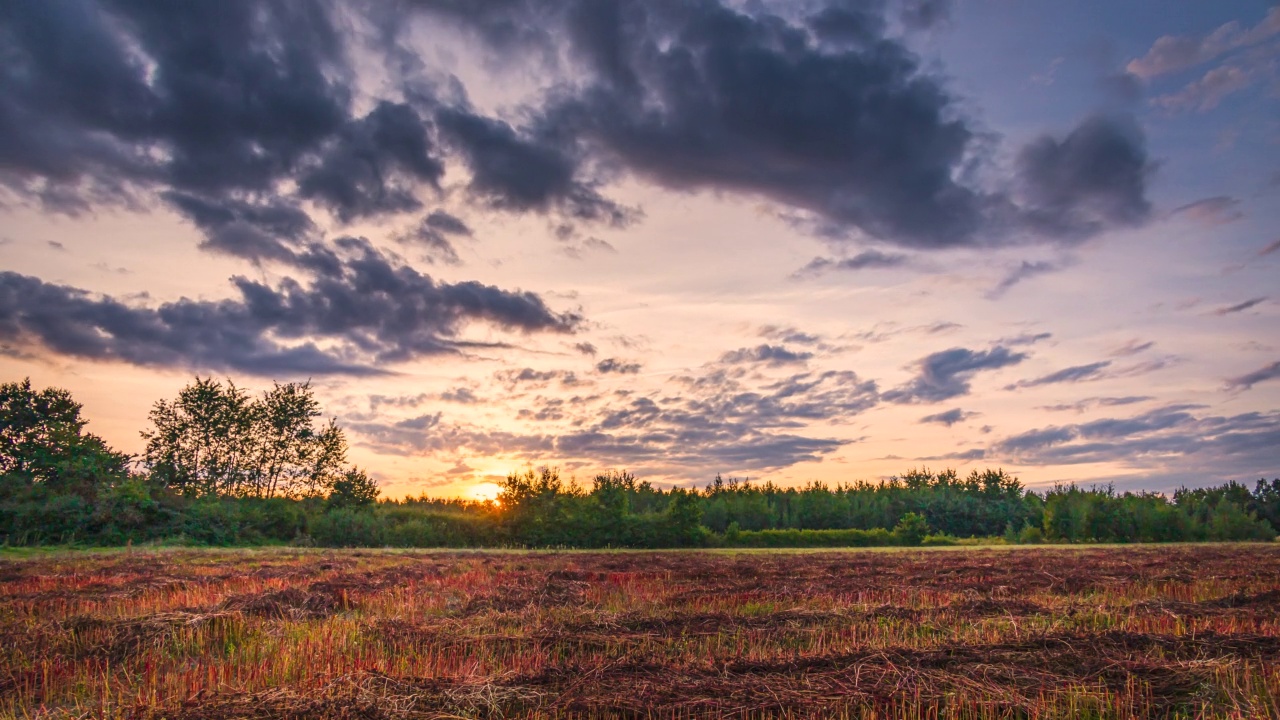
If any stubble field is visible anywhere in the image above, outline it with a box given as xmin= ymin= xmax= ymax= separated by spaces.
xmin=2 ymin=545 xmax=1279 ymax=719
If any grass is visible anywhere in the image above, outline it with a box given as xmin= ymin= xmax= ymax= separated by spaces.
xmin=2 ymin=545 xmax=1279 ymax=718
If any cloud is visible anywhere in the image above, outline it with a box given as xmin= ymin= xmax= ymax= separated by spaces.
xmin=0 ymin=241 xmax=578 ymax=376
xmin=434 ymin=106 xmax=634 ymax=226
xmin=919 ymin=408 xmax=975 ymax=427
xmin=986 ymin=260 xmax=1062 ymax=299
xmin=1259 ymin=238 xmax=1280 ymax=257
xmin=1015 ymin=115 xmax=1153 ymax=239
xmin=409 ymin=1 xmax=1152 ymax=249
xmin=794 ymin=251 xmax=910 ymax=277
xmin=1172 ymin=196 xmax=1243 ymax=225
xmin=1154 ymin=66 xmax=1252 ymax=113
xmin=1110 ymin=339 xmax=1154 ymax=357
xmin=1126 ymin=8 xmax=1280 ymax=77
xmin=1002 ymin=332 xmax=1053 ymax=347
xmin=399 ymin=210 xmax=474 ymax=265
xmin=1005 ymin=361 xmax=1112 ymax=390
xmin=573 ymin=342 xmax=598 ymax=356
xmin=986 ymin=405 xmax=1280 ymax=482
xmin=719 ymin=344 xmax=814 ymax=366
xmin=898 ymin=0 xmax=952 ymax=30
xmin=595 ymin=358 xmax=641 ymax=374
xmin=1214 ymin=297 xmax=1268 ymax=315
xmin=2 ymin=0 xmax=1156 ymax=254
xmin=1038 ymin=396 xmax=1153 ymax=413
xmin=352 ymin=366 xmax=879 ymax=476
xmin=439 ymin=387 xmax=481 ymax=404
xmin=883 ymin=345 xmax=1027 ymax=404
xmin=297 ymin=102 xmax=444 ymax=221
xmin=1226 ymin=360 xmax=1280 ymax=391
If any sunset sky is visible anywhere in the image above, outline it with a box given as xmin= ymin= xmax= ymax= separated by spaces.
xmin=1 ymin=0 xmax=1277 ymax=499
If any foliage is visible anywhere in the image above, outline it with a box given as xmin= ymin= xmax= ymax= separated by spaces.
xmin=0 ymin=378 xmax=131 ymax=496
xmin=142 ymin=377 xmax=348 ymax=499
xmin=3 ymin=378 xmax=1280 ymax=549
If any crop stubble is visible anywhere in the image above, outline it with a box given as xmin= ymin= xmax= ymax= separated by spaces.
xmin=2 ymin=545 xmax=1279 ymax=718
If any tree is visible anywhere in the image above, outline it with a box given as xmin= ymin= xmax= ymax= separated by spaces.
xmin=143 ymin=378 xmax=348 ymax=499
xmin=0 ymin=379 xmax=130 ymax=496
xmin=893 ymin=512 xmax=930 ymax=545
xmin=327 ymin=468 xmax=380 ymax=510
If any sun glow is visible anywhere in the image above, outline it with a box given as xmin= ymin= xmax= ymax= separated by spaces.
xmin=468 ymin=482 xmax=503 ymax=502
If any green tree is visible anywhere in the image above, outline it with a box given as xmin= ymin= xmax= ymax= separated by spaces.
xmin=143 ymin=378 xmax=348 ymax=499
xmin=327 ymin=467 xmax=380 ymax=510
xmin=0 ymin=379 xmax=130 ymax=496
xmin=893 ymin=512 xmax=930 ymax=545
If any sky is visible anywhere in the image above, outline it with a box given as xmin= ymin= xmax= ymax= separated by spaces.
xmin=1 ymin=0 xmax=1277 ymax=500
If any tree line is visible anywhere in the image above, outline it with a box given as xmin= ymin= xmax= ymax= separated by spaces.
xmin=1 ymin=377 xmax=1276 ymax=548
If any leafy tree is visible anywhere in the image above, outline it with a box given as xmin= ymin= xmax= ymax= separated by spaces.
xmin=327 ymin=468 xmax=380 ymax=510
xmin=893 ymin=511 xmax=929 ymax=545
xmin=0 ymin=378 xmax=130 ymax=496
xmin=143 ymin=378 xmax=347 ymax=499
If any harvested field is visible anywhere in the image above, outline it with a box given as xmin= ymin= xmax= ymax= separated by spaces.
xmin=2 ymin=545 xmax=1279 ymax=718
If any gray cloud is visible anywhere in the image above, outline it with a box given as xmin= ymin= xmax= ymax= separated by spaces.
xmin=1038 ymin=396 xmax=1153 ymax=413
xmin=352 ymin=365 xmax=879 ymax=476
xmin=883 ymin=345 xmax=1027 ymax=404
xmin=1015 ymin=115 xmax=1153 ymax=239
xmin=409 ymin=0 xmax=1152 ymax=249
xmin=986 ymin=260 xmax=1062 ymax=299
xmin=720 ymin=344 xmax=814 ymax=366
xmin=1126 ymin=8 xmax=1280 ymax=79
xmin=1110 ymin=339 xmax=1154 ymax=357
xmin=919 ymin=408 xmax=975 ymax=427
xmin=595 ymin=358 xmax=642 ymax=374
xmin=1173 ymin=195 xmax=1243 ymax=225
xmin=0 ymin=240 xmax=578 ymax=375
xmin=1259 ymin=238 xmax=1280 ymax=257
xmin=1226 ymin=360 xmax=1280 ymax=392
xmin=1005 ymin=360 xmax=1112 ymax=390
xmin=2 ymin=0 xmax=1155 ymax=255
xmin=795 ymin=250 xmax=911 ymax=278
xmin=1213 ymin=297 xmax=1268 ymax=316
xmin=434 ymin=105 xmax=634 ymax=225
xmin=987 ymin=405 xmax=1280 ymax=482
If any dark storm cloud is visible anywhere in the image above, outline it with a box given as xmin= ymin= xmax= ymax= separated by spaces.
xmin=987 ymin=406 xmax=1280 ymax=480
xmin=405 ymin=0 xmax=1153 ymax=248
xmin=297 ymin=102 xmax=444 ymax=221
xmin=0 ymin=241 xmax=578 ymax=375
xmin=883 ymin=346 xmax=1027 ymax=404
xmin=596 ymin=358 xmax=642 ymax=374
xmin=423 ymin=210 xmax=472 ymax=236
xmin=719 ymin=344 xmax=814 ymax=366
xmin=898 ymin=0 xmax=952 ymax=30
xmin=3 ymin=0 xmax=1155 ymax=254
xmin=1213 ymin=297 xmax=1268 ymax=316
xmin=161 ymin=191 xmax=317 ymax=263
xmin=434 ymin=106 xmax=634 ymax=225
xmin=1005 ymin=360 xmax=1112 ymax=390
xmin=919 ymin=408 xmax=974 ymax=426
xmin=1226 ymin=360 xmax=1280 ymax=392
xmin=1015 ymin=115 xmax=1153 ymax=239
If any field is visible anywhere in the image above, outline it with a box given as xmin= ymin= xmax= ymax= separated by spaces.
xmin=3 ymin=546 xmax=1280 ymax=719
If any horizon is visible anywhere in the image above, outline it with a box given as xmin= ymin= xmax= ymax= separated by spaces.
xmin=1 ymin=0 xmax=1277 ymax=499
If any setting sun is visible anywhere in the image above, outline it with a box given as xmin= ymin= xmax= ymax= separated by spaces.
xmin=468 ymin=482 xmax=503 ymax=503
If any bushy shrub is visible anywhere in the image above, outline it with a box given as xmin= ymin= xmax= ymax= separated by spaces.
xmin=311 ymin=509 xmax=384 ymax=547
